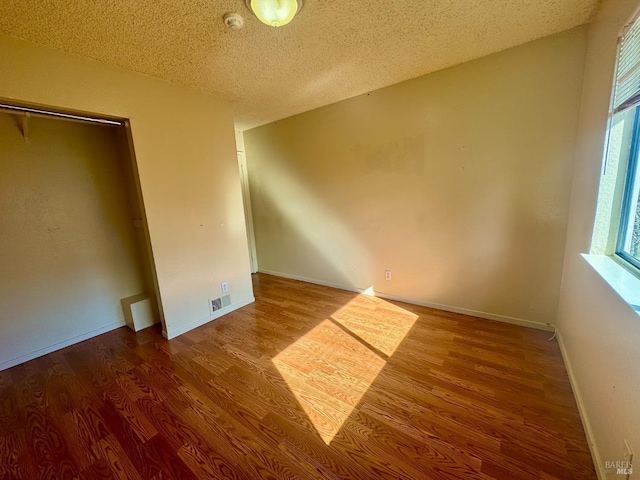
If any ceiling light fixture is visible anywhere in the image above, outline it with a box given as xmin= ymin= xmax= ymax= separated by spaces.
xmin=245 ymin=0 xmax=304 ymax=27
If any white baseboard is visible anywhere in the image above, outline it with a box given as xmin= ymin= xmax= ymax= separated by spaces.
xmin=556 ymin=330 xmax=604 ymax=480
xmin=0 ymin=320 xmax=126 ymax=371
xmin=1 ymin=297 xmax=258 ymax=370
xmin=162 ymin=296 xmax=255 ymax=340
xmin=258 ymin=269 xmax=553 ymax=332
xmin=375 ymin=291 xmax=553 ymax=331
xmin=259 ymin=269 xmax=365 ymax=293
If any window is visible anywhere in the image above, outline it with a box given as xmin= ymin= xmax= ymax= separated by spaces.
xmin=593 ymin=14 xmax=640 ymax=273
xmin=617 ymin=108 xmax=640 ymax=268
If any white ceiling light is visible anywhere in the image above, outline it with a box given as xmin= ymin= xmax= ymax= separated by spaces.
xmin=245 ymin=0 xmax=303 ymax=27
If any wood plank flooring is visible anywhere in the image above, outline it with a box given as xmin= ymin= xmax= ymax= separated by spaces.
xmin=0 ymin=273 xmax=597 ymax=479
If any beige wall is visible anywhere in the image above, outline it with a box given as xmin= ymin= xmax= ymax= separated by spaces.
xmin=0 ymin=32 xmax=254 ymax=350
xmin=556 ymin=0 xmax=640 ymax=476
xmin=244 ymin=27 xmax=588 ymax=328
xmin=0 ymin=114 xmax=146 ymax=368
xmin=114 ymin=128 xmax=159 ymax=306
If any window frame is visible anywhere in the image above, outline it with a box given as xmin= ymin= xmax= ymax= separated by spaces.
xmin=597 ymin=12 xmax=640 ymax=278
xmin=614 ymin=106 xmax=640 ymax=271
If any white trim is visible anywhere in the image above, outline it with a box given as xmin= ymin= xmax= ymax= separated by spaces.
xmin=162 ymin=296 xmax=255 ymax=340
xmin=237 ymin=148 xmax=258 ymax=274
xmin=374 ymin=291 xmax=553 ymax=331
xmin=259 ymin=269 xmax=361 ymax=292
xmin=0 ymin=320 xmax=126 ymax=371
xmin=582 ymin=254 xmax=640 ymax=315
xmin=556 ymin=330 xmax=604 ymax=480
xmin=259 ymin=269 xmax=554 ymax=332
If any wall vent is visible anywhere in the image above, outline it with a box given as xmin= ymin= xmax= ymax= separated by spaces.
xmin=210 ymin=294 xmax=231 ymax=315
xmin=222 ymin=294 xmax=231 ymax=307
xmin=210 ymin=298 xmax=222 ymax=313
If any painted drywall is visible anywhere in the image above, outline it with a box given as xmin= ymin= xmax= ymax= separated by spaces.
xmin=113 ymin=127 xmax=159 ymax=314
xmin=556 ymin=0 xmax=640 ymax=476
xmin=0 ymin=32 xmax=254 ymax=354
xmin=244 ymin=27 xmax=588 ymax=327
xmin=0 ymin=114 xmax=147 ymax=367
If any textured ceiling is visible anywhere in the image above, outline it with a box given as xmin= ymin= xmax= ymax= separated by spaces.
xmin=0 ymin=0 xmax=600 ymax=129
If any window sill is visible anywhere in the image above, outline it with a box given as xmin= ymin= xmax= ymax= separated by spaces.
xmin=582 ymin=254 xmax=640 ymax=315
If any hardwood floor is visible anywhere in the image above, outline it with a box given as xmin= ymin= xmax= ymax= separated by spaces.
xmin=0 ymin=273 xmax=597 ymax=479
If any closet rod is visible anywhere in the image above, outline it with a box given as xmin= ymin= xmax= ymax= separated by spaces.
xmin=0 ymin=103 xmax=125 ymax=127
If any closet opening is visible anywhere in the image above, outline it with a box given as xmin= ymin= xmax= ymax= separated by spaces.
xmin=0 ymin=100 xmax=162 ymax=370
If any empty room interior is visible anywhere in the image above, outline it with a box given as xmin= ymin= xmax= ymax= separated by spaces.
xmin=1 ymin=0 xmax=639 ymax=479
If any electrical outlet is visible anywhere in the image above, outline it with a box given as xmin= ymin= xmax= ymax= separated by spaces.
xmin=221 ymin=282 xmax=228 ymax=293
xmin=385 ymin=270 xmax=391 ymax=280
xmin=623 ymin=440 xmax=634 ymax=480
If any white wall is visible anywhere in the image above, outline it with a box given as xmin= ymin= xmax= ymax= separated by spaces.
xmin=0 ymin=32 xmax=254 ymax=364
xmin=244 ymin=27 xmax=588 ymax=329
xmin=0 ymin=114 xmax=147 ymax=367
xmin=556 ymin=0 xmax=640 ymax=477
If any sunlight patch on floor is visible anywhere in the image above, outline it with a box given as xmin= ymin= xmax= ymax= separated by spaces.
xmin=272 ymin=294 xmax=418 ymax=444
xmin=273 ymin=319 xmax=385 ymax=444
xmin=331 ymin=293 xmax=418 ymax=356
